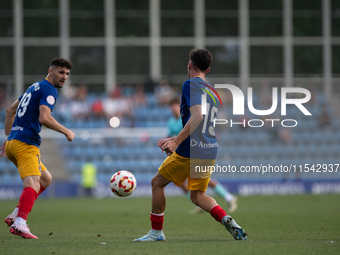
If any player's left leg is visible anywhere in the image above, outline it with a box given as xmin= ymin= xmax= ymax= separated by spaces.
xmin=190 ymin=190 xmax=247 ymax=240
xmin=38 ymin=168 xmax=52 ymax=196
xmin=189 ymin=174 xmax=247 ymax=241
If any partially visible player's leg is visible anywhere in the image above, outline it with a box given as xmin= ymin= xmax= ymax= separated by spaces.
xmin=4 ymin=208 xmax=18 ymax=227
xmin=4 ymin=140 xmax=19 ymax=226
xmin=38 ymin=167 xmax=52 ymax=196
xmin=10 ymin=175 xmax=39 ymax=239
xmin=183 ymin=179 xmax=204 ymax=214
xmin=180 ymin=181 xmax=190 ymax=199
xmin=5 ymin=168 xmax=50 ymax=227
xmin=190 ymin=189 xmax=218 ymax=212
xmin=134 ymin=173 xmax=170 ymax=242
xmin=5 ymin=140 xmax=41 ymax=238
xmin=134 ymin=152 xmax=189 ymax=242
xmin=189 ymin=180 xmax=247 ymax=241
xmin=208 ymin=179 xmax=238 ymax=213
xmin=151 ymin=172 xmax=171 ymax=214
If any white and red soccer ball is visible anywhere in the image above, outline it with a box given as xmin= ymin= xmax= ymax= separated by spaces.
xmin=110 ymin=171 xmax=137 ymax=197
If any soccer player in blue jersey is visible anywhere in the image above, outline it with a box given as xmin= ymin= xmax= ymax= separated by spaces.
xmin=0 ymin=57 xmax=75 ymax=239
xmin=167 ymin=98 xmax=238 ymax=214
xmin=134 ymin=49 xmax=247 ymax=242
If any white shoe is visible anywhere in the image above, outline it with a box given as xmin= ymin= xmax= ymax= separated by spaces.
xmin=10 ymin=223 xmax=39 ymax=239
xmin=222 ymin=215 xmax=247 ymax=240
xmin=228 ymin=196 xmax=238 ymax=213
xmin=134 ymin=230 xmax=166 ymax=242
xmin=4 ymin=213 xmax=16 ymax=227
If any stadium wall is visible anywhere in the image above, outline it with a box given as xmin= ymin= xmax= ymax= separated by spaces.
xmin=1 ymin=179 xmax=340 ymax=200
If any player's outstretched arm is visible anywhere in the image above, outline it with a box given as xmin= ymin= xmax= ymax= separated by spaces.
xmin=159 ymin=104 xmax=203 ymax=155
xmin=39 ymin=105 xmax=75 ymax=142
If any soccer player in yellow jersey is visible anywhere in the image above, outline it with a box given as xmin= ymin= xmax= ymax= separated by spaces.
xmin=0 ymin=58 xmax=75 ymax=239
xmin=134 ymin=49 xmax=247 ymax=242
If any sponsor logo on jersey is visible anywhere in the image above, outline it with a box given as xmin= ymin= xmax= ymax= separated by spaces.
xmin=199 ymin=82 xmax=222 ymax=107
xmin=190 ymin=139 xmax=198 ymax=147
xmin=190 ymin=139 xmax=218 ymax=148
xmin=198 ymin=141 xmax=219 ymax=148
xmin=11 ymin=126 xmax=24 ymax=131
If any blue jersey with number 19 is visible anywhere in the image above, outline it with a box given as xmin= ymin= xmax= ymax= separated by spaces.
xmin=8 ymin=79 xmax=58 ymax=147
xmin=175 ymin=77 xmax=219 ymax=159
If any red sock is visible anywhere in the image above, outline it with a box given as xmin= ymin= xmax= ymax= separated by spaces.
xmin=37 ymin=185 xmax=46 ymax=197
xmin=150 ymin=212 xmax=164 ymax=230
xmin=210 ymin=205 xmax=227 ymax=224
xmin=15 ymin=186 xmax=45 ymax=208
xmin=17 ymin=187 xmax=38 ymax=220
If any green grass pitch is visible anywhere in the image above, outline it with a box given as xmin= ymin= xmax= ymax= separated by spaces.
xmin=0 ymin=194 xmax=339 ymax=255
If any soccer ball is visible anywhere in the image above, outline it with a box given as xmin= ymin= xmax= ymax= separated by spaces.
xmin=110 ymin=171 xmax=137 ymax=197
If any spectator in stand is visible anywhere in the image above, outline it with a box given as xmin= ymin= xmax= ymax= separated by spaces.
xmin=318 ymin=105 xmax=331 ymax=129
xmin=103 ymin=85 xmax=135 ymax=127
xmin=154 ymin=80 xmax=175 ymax=105
xmin=259 ymin=80 xmax=274 ymax=111
xmin=263 ymin=115 xmax=293 ymax=145
xmin=69 ymin=84 xmax=91 ymax=120
xmin=62 ymin=82 xmax=77 ymax=101
xmin=91 ymin=99 xmax=105 ymax=120
xmin=133 ymin=84 xmax=148 ymax=107
xmin=0 ymin=87 xmax=9 ymax=111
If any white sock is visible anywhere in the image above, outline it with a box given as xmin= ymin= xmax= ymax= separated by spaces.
xmin=14 ymin=217 xmax=26 ymax=226
xmin=151 ymin=229 xmax=163 ymax=235
xmin=225 ymin=193 xmax=234 ymax=203
xmin=12 ymin=207 xmax=19 ymax=217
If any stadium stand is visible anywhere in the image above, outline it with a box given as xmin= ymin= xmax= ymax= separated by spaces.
xmin=0 ymin=92 xmax=339 ymax=185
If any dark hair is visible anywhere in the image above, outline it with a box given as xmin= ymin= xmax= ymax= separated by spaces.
xmin=50 ymin=57 xmax=73 ymax=70
xmin=189 ymin=49 xmax=212 ymax=71
xmin=169 ymin=97 xmax=180 ymax=106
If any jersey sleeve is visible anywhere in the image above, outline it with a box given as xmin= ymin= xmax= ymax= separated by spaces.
xmin=182 ymin=80 xmax=201 ymax=107
xmin=39 ymin=87 xmax=58 ymax=111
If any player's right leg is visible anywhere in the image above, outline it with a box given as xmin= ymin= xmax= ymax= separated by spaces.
xmin=4 ymin=140 xmax=40 ymax=239
xmin=5 ymin=166 xmax=51 ymax=227
xmin=4 ymin=140 xmax=19 ymax=226
xmin=134 ymin=173 xmax=170 ymax=241
xmin=10 ymin=175 xmax=40 ymax=239
xmin=134 ymin=152 xmax=189 ymax=242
